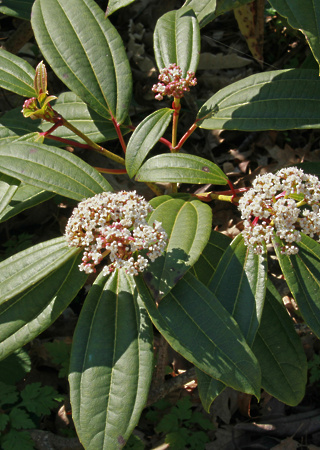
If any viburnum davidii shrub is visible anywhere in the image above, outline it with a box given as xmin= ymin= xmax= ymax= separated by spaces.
xmin=0 ymin=0 xmax=320 ymax=448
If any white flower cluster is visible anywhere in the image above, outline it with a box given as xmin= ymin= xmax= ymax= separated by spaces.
xmin=238 ymin=167 xmax=320 ymax=255
xmin=65 ymin=191 xmax=167 ymax=276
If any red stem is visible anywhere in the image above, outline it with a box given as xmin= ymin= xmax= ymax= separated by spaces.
xmin=175 ymin=121 xmax=198 ymax=150
xmin=227 ymin=179 xmax=238 ymax=204
xmin=39 ymin=121 xmax=63 ymax=137
xmin=112 ymin=117 xmax=127 ymax=153
xmin=215 ymin=187 xmax=248 ymax=195
xmin=45 ymin=135 xmax=93 ymax=149
xmin=127 ymin=125 xmax=172 ymax=149
xmin=159 ymin=137 xmax=172 ymax=149
xmin=94 ymin=167 xmax=127 ymax=174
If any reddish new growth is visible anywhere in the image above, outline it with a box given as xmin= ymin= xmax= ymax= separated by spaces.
xmin=152 ymin=63 xmax=197 ymax=100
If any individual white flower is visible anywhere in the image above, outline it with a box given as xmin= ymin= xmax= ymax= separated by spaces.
xmin=238 ymin=167 xmax=320 ymax=255
xmin=65 ymin=191 xmax=167 ymax=275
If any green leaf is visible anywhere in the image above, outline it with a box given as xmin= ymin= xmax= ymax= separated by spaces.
xmin=144 ymin=195 xmax=212 ymax=301
xmin=191 ymin=230 xmax=231 ymax=286
xmin=0 ymin=108 xmax=41 ymax=145
xmin=0 ymin=175 xmax=20 ymax=216
xmin=192 ymin=231 xmax=231 ymax=412
xmin=0 ymin=0 xmax=34 ymax=20
xmin=0 ymin=49 xmax=35 ymax=97
xmin=208 ymin=234 xmax=267 ymax=345
xmin=126 ymin=109 xmax=173 ymax=178
xmin=154 ymin=7 xmax=200 ymax=75
xmin=0 ymin=414 xmax=9 ymax=431
xmin=136 ymin=273 xmax=261 ymax=398
xmin=0 ymin=236 xmax=78 ymax=305
xmin=135 ymin=153 xmax=228 ymax=185
xmin=165 ymin=429 xmax=189 ymax=449
xmin=198 ymin=69 xmax=320 ymax=131
xmin=195 ymin=234 xmax=267 ymax=411
xmin=20 ymin=382 xmax=60 ymax=415
xmin=0 ymin=382 xmax=19 ymax=406
xmin=106 ymin=0 xmax=135 ymax=16
xmin=0 ymin=252 xmax=87 ymax=360
xmin=156 ymin=414 xmax=179 ymax=433
xmin=69 ymin=270 xmax=154 ymax=449
xmin=182 ymin=0 xmax=217 ymax=28
xmin=0 ymin=184 xmax=55 ymax=224
xmin=252 ymin=281 xmax=307 ymax=406
xmin=32 ymin=0 xmax=132 ymax=123
xmin=215 ymin=0 xmax=253 ymax=17
xmin=269 ymin=0 xmax=320 ymax=67
xmin=0 ymin=142 xmax=112 ymax=201
xmin=40 ymin=92 xmax=131 ymax=144
xmin=195 ymin=368 xmax=225 ymax=413
xmin=273 ymin=233 xmax=320 ymax=339
xmin=44 ymin=341 xmax=71 ymax=378
xmin=1 ymin=430 xmax=35 ymax=450
xmin=182 ymin=0 xmax=253 ymax=27
xmin=9 ymin=408 xmax=35 ymax=429
xmin=0 ymin=349 xmax=31 ymax=385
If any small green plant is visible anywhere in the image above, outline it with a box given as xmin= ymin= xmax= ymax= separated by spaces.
xmin=146 ymin=397 xmax=214 ymax=450
xmin=0 ymin=381 xmax=63 ymax=450
xmin=44 ymin=340 xmax=72 ymax=378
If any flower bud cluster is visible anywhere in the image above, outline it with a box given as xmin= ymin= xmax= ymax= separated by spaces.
xmin=152 ymin=63 xmax=197 ymax=100
xmin=238 ymin=167 xmax=320 ymax=255
xmin=65 ymin=191 xmax=167 ymax=276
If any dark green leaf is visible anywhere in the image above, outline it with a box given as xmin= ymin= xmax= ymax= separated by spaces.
xmin=208 ymin=234 xmax=267 ymax=345
xmin=0 ymin=142 xmax=112 ymax=201
xmin=69 ymin=270 xmax=154 ymax=449
xmin=1 ymin=430 xmax=34 ymax=450
xmin=0 ymin=382 xmax=19 ymax=406
xmin=20 ymin=383 xmax=60 ymax=415
xmin=191 ymin=230 xmax=231 ymax=286
xmin=126 ymin=109 xmax=173 ymax=178
xmin=9 ymin=408 xmax=35 ymax=429
xmin=198 ymin=69 xmax=320 ymax=131
xmin=40 ymin=92 xmax=131 ymax=144
xmin=0 ymin=252 xmax=87 ymax=360
xmin=136 ymin=153 xmax=228 ymax=185
xmin=192 ymin=231 xmax=231 ymax=412
xmin=136 ymin=273 xmax=261 ymax=398
xmin=269 ymin=0 xmax=320 ymax=67
xmin=0 ymin=184 xmax=55 ymax=224
xmin=252 ymin=281 xmax=307 ymax=406
xmin=0 ymin=237 xmax=79 ymax=305
xmin=106 ymin=0 xmax=135 ymax=16
xmin=154 ymin=7 xmax=200 ymax=75
xmin=0 ymin=414 xmax=9 ymax=431
xmin=32 ymin=0 xmax=132 ymax=123
xmin=195 ymin=368 xmax=225 ymax=413
xmin=0 ymin=49 xmax=35 ymax=97
xmin=165 ymin=429 xmax=189 ymax=449
xmin=0 ymin=175 xmax=20 ymax=216
xmin=215 ymin=0 xmax=253 ymax=17
xmin=144 ymin=195 xmax=212 ymax=301
xmin=44 ymin=341 xmax=71 ymax=378
xmin=0 ymin=349 xmax=31 ymax=385
xmin=182 ymin=0 xmax=217 ymax=28
xmin=273 ymin=233 xmax=320 ymax=338
xmin=0 ymin=0 xmax=34 ymax=20
xmin=0 ymin=108 xmax=41 ymax=145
